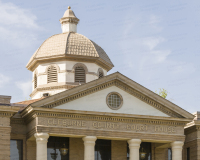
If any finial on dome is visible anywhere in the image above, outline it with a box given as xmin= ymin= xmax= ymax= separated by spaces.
xmin=59 ymin=7 xmax=79 ymax=33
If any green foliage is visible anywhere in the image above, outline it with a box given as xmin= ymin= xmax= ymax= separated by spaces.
xmin=155 ymin=88 xmax=168 ymax=99
xmin=25 ymin=97 xmax=31 ymax=101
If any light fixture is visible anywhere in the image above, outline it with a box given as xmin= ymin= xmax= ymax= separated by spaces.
xmin=140 ymin=148 xmax=147 ymax=159
xmin=60 ymin=143 xmax=68 ymax=156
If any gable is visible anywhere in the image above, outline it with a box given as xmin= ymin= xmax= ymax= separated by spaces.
xmin=31 ymin=72 xmax=194 ymax=119
xmin=55 ymin=86 xmax=170 ymax=117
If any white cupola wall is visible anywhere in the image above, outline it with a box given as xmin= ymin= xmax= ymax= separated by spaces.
xmin=31 ymin=61 xmax=107 ymax=99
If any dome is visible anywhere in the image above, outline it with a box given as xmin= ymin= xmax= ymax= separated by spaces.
xmin=27 ymin=32 xmax=114 ymax=71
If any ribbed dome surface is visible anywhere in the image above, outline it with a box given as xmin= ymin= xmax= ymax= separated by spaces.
xmin=28 ymin=32 xmax=113 ymax=66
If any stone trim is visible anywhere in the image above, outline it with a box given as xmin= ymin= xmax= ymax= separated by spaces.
xmin=67 ymin=69 xmax=98 ymax=76
xmin=36 ymin=126 xmax=186 ymax=142
xmin=45 ymin=64 xmax=60 ymax=74
xmin=0 ymin=111 xmax=15 ymax=117
xmin=38 ymin=80 xmax=182 ymax=118
xmin=30 ymin=84 xmax=77 ymax=97
xmin=22 ymin=109 xmax=187 ymax=126
xmin=27 ymin=54 xmax=113 ymax=72
xmin=72 ymin=63 xmax=88 ymax=73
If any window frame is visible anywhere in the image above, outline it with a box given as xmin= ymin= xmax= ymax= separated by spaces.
xmin=47 ymin=65 xmax=58 ymax=83
xmin=74 ymin=66 xmax=86 ymax=83
xmin=106 ymin=92 xmax=123 ymax=110
xmin=98 ymin=68 xmax=104 ymax=79
xmin=34 ymin=73 xmax=37 ymax=89
xmin=10 ymin=139 xmax=23 ymax=160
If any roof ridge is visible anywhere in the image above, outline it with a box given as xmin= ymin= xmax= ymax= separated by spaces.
xmin=73 ymin=32 xmax=99 ymax=57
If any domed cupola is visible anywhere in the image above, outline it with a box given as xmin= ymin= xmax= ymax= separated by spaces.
xmin=59 ymin=6 xmax=79 ymax=33
xmin=27 ymin=7 xmax=114 ymax=99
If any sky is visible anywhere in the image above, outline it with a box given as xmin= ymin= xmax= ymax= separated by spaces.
xmin=0 ymin=0 xmax=199 ymax=113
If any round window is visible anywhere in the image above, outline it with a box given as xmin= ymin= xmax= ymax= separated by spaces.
xmin=106 ymin=92 xmax=123 ymax=110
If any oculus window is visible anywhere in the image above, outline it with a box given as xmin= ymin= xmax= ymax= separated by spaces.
xmin=10 ymin=140 xmax=23 ymax=160
xmin=106 ymin=92 xmax=123 ymax=110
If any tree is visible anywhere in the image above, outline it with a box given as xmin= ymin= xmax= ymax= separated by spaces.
xmin=155 ymin=88 xmax=168 ymax=99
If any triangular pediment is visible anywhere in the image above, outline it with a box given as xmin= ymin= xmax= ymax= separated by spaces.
xmin=29 ymin=72 xmax=194 ymax=119
xmin=55 ymin=85 xmax=170 ymax=117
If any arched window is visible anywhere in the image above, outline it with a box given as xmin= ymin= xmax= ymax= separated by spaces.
xmin=75 ymin=66 xmax=85 ymax=83
xmin=98 ymin=69 xmax=104 ymax=79
xmin=47 ymin=66 xmax=57 ymax=83
xmin=34 ymin=73 xmax=37 ymax=89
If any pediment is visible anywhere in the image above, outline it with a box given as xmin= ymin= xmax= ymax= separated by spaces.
xmin=29 ymin=72 xmax=194 ymax=119
xmin=55 ymin=86 xmax=169 ymax=117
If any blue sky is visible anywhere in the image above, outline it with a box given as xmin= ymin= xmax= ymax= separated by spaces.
xmin=0 ymin=0 xmax=199 ymax=113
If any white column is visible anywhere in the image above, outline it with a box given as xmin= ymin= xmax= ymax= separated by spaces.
xmin=171 ymin=141 xmax=184 ymax=160
xmin=82 ymin=136 xmax=97 ymax=160
xmin=128 ymin=139 xmax=141 ymax=160
xmin=34 ymin=133 xmax=49 ymax=160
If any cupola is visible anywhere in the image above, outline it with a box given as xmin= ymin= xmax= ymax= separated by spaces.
xmin=27 ymin=7 xmax=114 ymax=99
xmin=59 ymin=6 xmax=79 ymax=33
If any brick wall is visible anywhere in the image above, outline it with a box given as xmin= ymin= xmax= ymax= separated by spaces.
xmin=69 ymin=137 xmax=84 ymax=160
xmin=111 ymin=140 xmax=127 ymax=160
xmin=0 ymin=127 xmax=11 ymax=160
xmin=197 ymin=139 xmax=200 ymax=160
xmin=26 ymin=140 xmax=36 ymax=160
xmin=151 ymin=143 xmax=168 ymax=160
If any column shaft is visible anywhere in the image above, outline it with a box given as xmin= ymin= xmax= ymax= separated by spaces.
xmin=128 ymin=139 xmax=141 ymax=160
xmin=171 ymin=141 xmax=184 ymax=160
xmin=34 ymin=133 xmax=49 ymax=160
xmin=82 ymin=136 xmax=97 ymax=160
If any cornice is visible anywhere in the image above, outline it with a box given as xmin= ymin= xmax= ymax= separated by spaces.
xmin=27 ymin=55 xmax=113 ymax=72
xmin=185 ymin=120 xmax=200 ymax=130
xmin=30 ymin=84 xmax=77 ymax=97
xmin=22 ymin=108 xmax=189 ymax=127
xmin=0 ymin=112 xmax=15 ymax=117
xmin=0 ymin=107 xmax=18 ymax=117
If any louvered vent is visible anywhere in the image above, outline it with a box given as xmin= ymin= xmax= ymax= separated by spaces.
xmin=75 ymin=66 xmax=85 ymax=83
xmin=47 ymin=66 xmax=57 ymax=83
xmin=99 ymin=71 xmax=104 ymax=79
xmin=34 ymin=74 xmax=37 ymax=89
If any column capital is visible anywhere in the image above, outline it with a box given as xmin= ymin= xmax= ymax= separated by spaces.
xmin=171 ymin=141 xmax=184 ymax=148
xmin=34 ymin=133 xmax=49 ymax=142
xmin=128 ymin=139 xmax=141 ymax=148
xmin=82 ymin=136 xmax=97 ymax=141
xmin=82 ymin=136 xmax=97 ymax=146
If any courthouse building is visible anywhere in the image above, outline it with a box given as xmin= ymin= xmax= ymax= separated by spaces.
xmin=0 ymin=6 xmax=200 ymax=160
